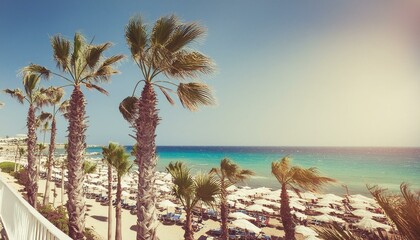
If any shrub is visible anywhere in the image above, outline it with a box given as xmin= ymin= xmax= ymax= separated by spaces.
xmin=0 ymin=161 xmax=19 ymax=173
xmin=38 ymin=204 xmax=69 ymax=234
xmin=13 ymin=168 xmax=29 ymax=186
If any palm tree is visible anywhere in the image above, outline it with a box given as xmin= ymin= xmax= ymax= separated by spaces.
xmin=23 ymin=32 xmax=124 ymax=238
xmin=271 ymin=156 xmax=335 ymax=240
xmin=41 ymin=88 xmax=68 ymax=206
xmin=167 ymin=161 xmax=220 ymax=240
xmin=210 ymin=158 xmax=255 ymax=240
xmin=316 ymin=183 xmax=420 ymax=240
xmin=110 ymin=145 xmax=132 ymax=240
xmin=121 ymin=15 xmax=215 ymax=239
xmin=4 ymin=73 xmax=49 ymax=208
xmin=102 ymin=142 xmax=119 ymax=240
xmin=82 ymin=160 xmax=97 ymax=176
xmin=368 ymin=183 xmax=420 ymax=239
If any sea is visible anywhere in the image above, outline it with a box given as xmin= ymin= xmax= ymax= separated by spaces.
xmin=85 ymin=146 xmax=420 ymax=196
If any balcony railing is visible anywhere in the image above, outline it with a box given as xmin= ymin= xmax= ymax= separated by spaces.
xmin=0 ymin=175 xmax=71 ymax=240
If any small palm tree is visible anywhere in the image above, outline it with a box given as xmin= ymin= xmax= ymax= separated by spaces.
xmin=368 ymin=183 xmax=420 ymax=239
xmin=4 ymin=73 xmax=49 ymax=208
xmin=24 ymin=32 xmax=124 ymax=238
xmin=167 ymin=161 xmax=220 ymax=240
xmin=271 ymin=156 xmax=335 ymax=240
xmin=121 ymin=15 xmax=215 ymax=240
xmin=102 ymin=142 xmax=119 ymax=240
xmin=82 ymin=160 xmax=97 ymax=176
xmin=110 ymin=145 xmax=132 ymax=240
xmin=210 ymin=158 xmax=254 ymax=240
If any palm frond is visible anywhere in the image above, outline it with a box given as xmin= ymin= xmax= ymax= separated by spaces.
xmin=83 ymin=161 xmax=97 ymax=175
xmin=316 ymin=222 xmax=361 ymax=240
xmin=166 ymin=51 xmax=214 ymax=79
xmin=158 ymin=86 xmax=175 ymax=105
xmin=37 ymin=111 xmax=52 ymax=122
xmin=165 ymin=22 xmax=206 ymax=53
xmin=102 ymin=55 xmax=125 ymax=67
xmin=177 ymin=82 xmax=215 ymax=111
xmin=126 ymin=16 xmax=148 ymax=59
xmin=4 ymin=89 xmax=25 ymax=104
xmin=58 ymin=100 xmax=70 ymax=114
xmin=40 ymin=87 xmax=65 ymax=105
xmin=83 ymin=83 xmax=108 ymax=95
xmin=368 ymin=183 xmax=420 ymax=239
xmin=151 ymin=15 xmax=178 ymax=46
xmin=51 ymin=35 xmax=70 ymax=71
xmin=92 ymin=64 xmax=120 ymax=82
xmin=194 ymin=172 xmax=220 ymax=206
xmin=291 ymin=167 xmax=335 ymax=192
xmin=21 ymin=64 xmax=51 ymax=80
xmin=119 ymin=96 xmax=138 ymax=126
xmin=71 ymin=32 xmax=86 ymax=68
xmin=85 ymin=42 xmax=112 ymax=69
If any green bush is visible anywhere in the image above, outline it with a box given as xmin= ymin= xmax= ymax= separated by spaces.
xmin=0 ymin=161 xmax=19 ymax=173
xmin=13 ymin=168 xmax=29 ymax=186
xmin=38 ymin=204 xmax=69 ymax=235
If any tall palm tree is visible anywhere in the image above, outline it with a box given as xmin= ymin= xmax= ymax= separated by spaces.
xmin=110 ymin=145 xmax=132 ymax=240
xmin=4 ymin=73 xmax=49 ymax=208
xmin=121 ymin=15 xmax=215 ymax=240
xmin=271 ymin=156 xmax=335 ymax=240
xmin=102 ymin=142 xmax=119 ymax=240
xmin=210 ymin=158 xmax=255 ymax=240
xmin=24 ymin=32 xmax=124 ymax=238
xmin=167 ymin=161 xmax=220 ymax=240
xmin=41 ymin=87 xmax=69 ymax=206
xmin=14 ymin=146 xmax=26 ymax=172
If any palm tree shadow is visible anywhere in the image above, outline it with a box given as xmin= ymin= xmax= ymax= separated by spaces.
xmin=90 ymin=215 xmax=108 ymax=222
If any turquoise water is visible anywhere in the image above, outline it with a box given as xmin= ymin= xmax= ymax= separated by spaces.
xmin=86 ymin=146 xmax=420 ymax=196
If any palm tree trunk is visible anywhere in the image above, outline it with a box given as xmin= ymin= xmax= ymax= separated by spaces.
xmin=115 ymin=176 xmax=122 ymax=240
xmin=61 ymin=162 xmax=65 ymax=206
xmin=280 ymin=184 xmax=296 ymax=240
xmin=26 ymin=104 xmax=38 ymax=208
xmin=14 ymin=144 xmax=19 ymax=172
xmin=136 ymin=82 xmax=159 ymax=240
xmin=220 ymin=180 xmax=228 ymax=240
xmin=184 ymin=209 xmax=194 ymax=240
xmin=43 ymin=117 xmax=56 ymax=206
xmin=66 ymin=85 xmax=87 ymax=239
xmin=107 ymin=163 xmax=113 ymax=240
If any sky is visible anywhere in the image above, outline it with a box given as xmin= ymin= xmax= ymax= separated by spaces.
xmin=0 ymin=0 xmax=420 ymax=146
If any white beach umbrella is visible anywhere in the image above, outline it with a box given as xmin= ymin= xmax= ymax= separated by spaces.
xmin=263 ymin=194 xmax=279 ymax=201
xmin=287 ymin=190 xmax=299 ymax=198
xmin=350 ymin=202 xmax=374 ymax=209
xmin=293 ymin=211 xmax=307 ymax=220
xmin=314 ymin=207 xmax=336 ymax=214
xmin=320 ymin=193 xmax=344 ymax=202
xmin=352 ymin=209 xmax=384 ymax=218
xmin=251 ymin=187 xmax=272 ymax=195
xmin=155 ymin=179 xmax=166 ymax=185
xmin=254 ymin=199 xmax=276 ymax=206
xmin=295 ymin=225 xmax=318 ymax=237
xmin=159 ymin=200 xmax=178 ymax=208
xmin=300 ymin=192 xmax=318 ymax=200
xmin=159 ymin=185 xmax=171 ymax=193
xmin=227 ymin=194 xmax=242 ymax=201
xmin=226 ymin=185 xmax=238 ymax=192
xmin=349 ymin=194 xmax=376 ymax=204
xmin=228 ymin=212 xmax=255 ymax=221
xmin=355 ymin=217 xmax=391 ymax=231
xmin=246 ymin=204 xmax=275 ymax=214
xmin=231 ymin=219 xmax=261 ymax=233
xmin=163 ymin=173 xmax=172 ymax=181
xmin=241 ymin=186 xmax=251 ymax=190
xmin=290 ymin=201 xmax=306 ymax=211
xmin=312 ymin=214 xmax=345 ymax=223
xmin=234 ymin=202 xmax=247 ymax=209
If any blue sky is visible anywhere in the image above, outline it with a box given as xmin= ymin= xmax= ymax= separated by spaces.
xmin=1 ymin=1 xmax=420 ymax=146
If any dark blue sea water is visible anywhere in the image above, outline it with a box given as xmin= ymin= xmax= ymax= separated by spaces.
xmin=86 ymin=146 xmax=420 ymax=196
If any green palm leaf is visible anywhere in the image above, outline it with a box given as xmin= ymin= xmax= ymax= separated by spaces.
xmin=126 ymin=16 xmax=148 ymax=59
xmin=51 ymin=35 xmax=70 ymax=71
xmin=151 ymin=15 xmax=178 ymax=46
xmin=177 ymin=82 xmax=215 ymax=111
xmin=165 ymin=22 xmax=205 ymax=53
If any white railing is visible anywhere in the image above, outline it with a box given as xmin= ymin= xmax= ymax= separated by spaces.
xmin=0 ymin=175 xmax=71 ymax=240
